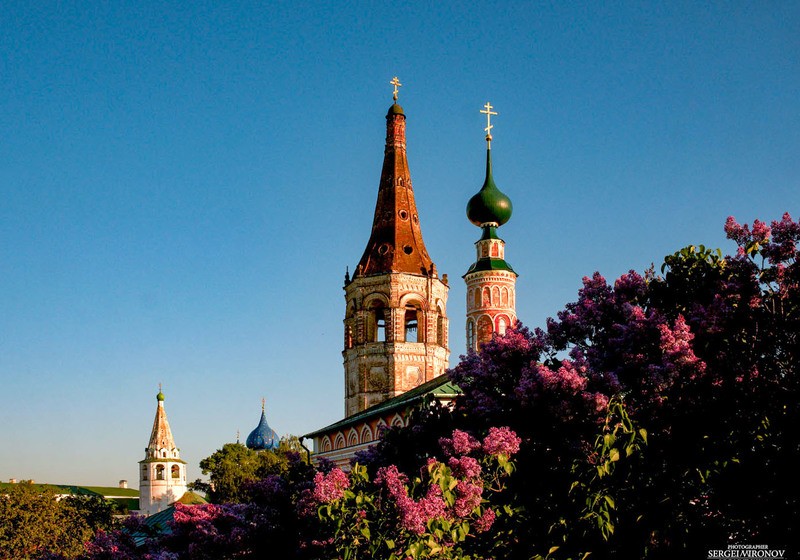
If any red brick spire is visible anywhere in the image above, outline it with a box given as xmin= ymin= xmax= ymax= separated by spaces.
xmin=354 ymin=103 xmax=435 ymax=278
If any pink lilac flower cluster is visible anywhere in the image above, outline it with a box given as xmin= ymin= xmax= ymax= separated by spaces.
xmin=375 ymin=465 xmax=447 ymax=534
xmin=171 ymin=502 xmax=223 ymax=525
xmin=473 ymin=507 xmax=496 ymax=533
xmin=725 ymin=216 xmax=771 ymax=246
xmin=762 ymin=212 xmax=799 ymax=263
xmin=535 ymin=360 xmax=588 ymax=393
xmin=439 ymin=429 xmax=481 ymax=456
xmin=482 ymin=426 xmax=521 ymax=457
xmin=453 ymin=480 xmax=483 ymax=517
xmin=447 ymin=455 xmax=482 ymax=479
xmin=312 ymin=467 xmax=350 ymax=504
xmin=658 ymin=315 xmax=706 ymax=373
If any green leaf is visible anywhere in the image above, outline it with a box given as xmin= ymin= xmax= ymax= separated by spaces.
xmin=638 ymin=428 xmax=648 ymax=444
xmin=604 ymin=495 xmax=615 ymax=509
xmin=609 ymin=448 xmax=620 ymax=462
xmin=549 ymin=545 xmax=560 ymax=554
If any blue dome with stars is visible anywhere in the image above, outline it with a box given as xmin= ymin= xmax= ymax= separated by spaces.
xmin=246 ymin=403 xmax=280 ymax=451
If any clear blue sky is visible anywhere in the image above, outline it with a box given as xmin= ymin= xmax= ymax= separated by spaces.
xmin=1 ymin=2 xmax=797 ymax=486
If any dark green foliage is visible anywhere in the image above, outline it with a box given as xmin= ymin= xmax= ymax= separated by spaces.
xmin=0 ymin=483 xmax=115 ymax=559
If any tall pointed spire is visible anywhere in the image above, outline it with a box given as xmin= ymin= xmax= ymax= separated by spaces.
xmin=342 ymin=80 xmax=450 ymax=416
xmin=354 ymin=78 xmax=435 ymax=278
xmin=148 ymin=386 xmax=176 ymax=452
xmin=139 ymin=386 xmax=187 ymax=516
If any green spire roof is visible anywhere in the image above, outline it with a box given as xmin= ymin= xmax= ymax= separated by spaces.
xmin=466 ymin=148 xmax=512 ymax=227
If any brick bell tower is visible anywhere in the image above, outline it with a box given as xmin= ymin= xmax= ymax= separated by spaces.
xmin=464 ymin=103 xmax=518 ymax=351
xmin=342 ymin=78 xmax=450 ymax=417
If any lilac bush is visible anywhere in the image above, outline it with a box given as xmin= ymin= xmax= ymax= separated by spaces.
xmin=310 ymin=427 xmax=520 ymax=560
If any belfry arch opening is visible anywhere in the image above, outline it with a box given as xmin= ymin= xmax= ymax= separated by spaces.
xmin=404 ymin=306 xmax=419 ymax=342
xmin=367 ymin=301 xmax=387 ymax=342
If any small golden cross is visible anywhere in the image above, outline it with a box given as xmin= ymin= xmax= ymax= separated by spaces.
xmin=480 ymin=102 xmax=498 ymax=142
xmin=390 ymin=76 xmax=402 ymax=101
xmin=158 ymin=382 xmax=162 ymax=392
xmin=261 ymin=397 xmax=266 ymax=411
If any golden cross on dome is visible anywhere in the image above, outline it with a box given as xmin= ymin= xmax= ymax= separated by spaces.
xmin=261 ymin=397 xmax=266 ymax=411
xmin=390 ymin=76 xmax=402 ymax=101
xmin=480 ymin=101 xmax=498 ymax=144
xmin=158 ymin=382 xmax=162 ymax=392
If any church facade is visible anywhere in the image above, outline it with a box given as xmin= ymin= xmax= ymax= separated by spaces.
xmin=306 ymin=81 xmax=517 ymax=466
xmin=138 ymin=388 xmax=188 ymax=516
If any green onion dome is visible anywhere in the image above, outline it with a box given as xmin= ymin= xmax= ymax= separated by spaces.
xmin=156 ymin=390 xmax=165 ymax=402
xmin=467 ymin=149 xmax=512 ymax=227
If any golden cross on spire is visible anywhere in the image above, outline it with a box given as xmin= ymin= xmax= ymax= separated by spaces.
xmin=261 ymin=397 xmax=265 ymax=411
xmin=390 ymin=76 xmax=402 ymax=101
xmin=480 ymin=102 xmax=498 ymax=145
xmin=158 ymin=382 xmax=162 ymax=392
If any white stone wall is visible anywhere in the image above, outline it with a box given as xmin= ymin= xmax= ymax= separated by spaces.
xmin=139 ymin=458 xmax=187 ymax=516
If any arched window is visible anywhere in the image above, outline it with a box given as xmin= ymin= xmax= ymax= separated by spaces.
xmin=478 ymin=315 xmax=493 ymax=345
xmin=492 ymin=286 xmax=500 ymax=306
xmin=404 ymin=307 xmax=419 ymax=342
xmin=501 ymin=287 xmax=509 ymax=306
xmin=436 ymin=311 xmax=445 ymax=346
xmin=482 ymin=288 xmax=490 ymax=307
xmin=375 ymin=308 xmax=386 ymax=342
xmin=473 ymin=289 xmax=481 ymax=309
xmin=491 ymin=243 xmax=499 ymax=257
xmin=467 ymin=319 xmax=475 ymax=351
xmin=321 ymin=436 xmax=332 ymax=453
xmin=497 ymin=316 xmax=507 ymax=335
xmin=156 ymin=465 xmax=165 ymax=480
xmin=367 ymin=301 xmax=386 ymax=342
xmin=141 ymin=465 xmax=148 ymax=481
xmin=171 ymin=465 xmax=180 ymax=479
xmin=334 ymin=433 xmax=346 ymax=450
xmin=360 ymin=425 xmax=373 ymax=443
xmin=347 ymin=429 xmax=359 ymax=447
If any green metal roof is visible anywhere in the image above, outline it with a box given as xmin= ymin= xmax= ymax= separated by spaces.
xmin=303 ymin=375 xmax=461 ymax=439
xmin=0 ymin=482 xmax=139 ymax=497
xmin=177 ymin=491 xmax=208 ymax=505
xmin=464 ymin=258 xmax=517 ymax=276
